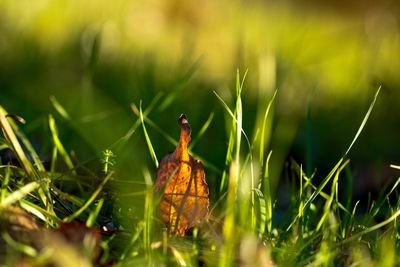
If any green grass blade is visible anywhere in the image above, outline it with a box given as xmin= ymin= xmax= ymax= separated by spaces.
xmin=340 ymin=208 xmax=400 ymax=245
xmin=259 ymin=90 xmax=277 ymax=163
xmin=109 ymin=92 xmax=162 ymax=151
xmin=0 ymin=106 xmax=45 ymax=172
xmin=189 ymin=112 xmax=214 ymax=150
xmin=133 ymin=105 xmax=220 ymax=173
xmin=316 ymin=160 xmax=349 ymax=231
xmin=48 ymin=114 xmax=76 ymax=175
xmin=254 ymin=188 xmax=267 ymax=236
xmin=220 ymin=125 xmax=235 ymax=192
xmin=131 ymin=104 xmax=177 ymax=146
xmin=301 ymin=87 xmax=380 ymax=215
xmin=20 ymin=199 xmax=60 ymax=223
xmin=303 ymin=158 xmax=343 ymax=212
xmin=86 ymin=198 xmax=104 ymax=227
xmin=63 ymin=171 xmax=113 ymax=222
xmin=0 ymin=107 xmax=40 ymax=181
xmin=143 ymin=168 xmax=153 ymax=259
xmin=1 ymin=165 xmax=11 ymax=202
xmin=0 ymin=181 xmax=39 ymax=208
xmin=344 ymin=86 xmax=381 ymax=156
xmin=138 ymin=101 xmax=159 ymax=168
xmin=50 ymin=95 xmax=71 ymax=120
xmin=263 ymin=150 xmax=273 ymax=233
xmin=213 ymin=91 xmax=252 ymax=151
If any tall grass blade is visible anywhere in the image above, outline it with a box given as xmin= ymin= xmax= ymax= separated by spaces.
xmin=86 ymin=198 xmax=104 ymax=227
xmin=220 ymin=162 xmax=238 ymax=267
xmin=139 ymin=101 xmax=159 ymax=168
xmin=259 ymin=90 xmax=277 ymax=164
xmin=143 ymin=168 xmax=153 ymax=262
xmin=254 ymin=188 xmax=267 ymax=236
xmin=345 ymin=86 xmax=380 ymax=156
xmin=48 ymin=114 xmax=76 ymax=175
xmin=0 ymin=107 xmax=40 ymax=181
xmin=303 ymin=87 xmax=380 ymax=214
xmin=263 ymin=150 xmax=273 ymax=233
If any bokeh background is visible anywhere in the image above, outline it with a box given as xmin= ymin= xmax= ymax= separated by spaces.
xmin=1 ymin=0 xmax=399 ymax=205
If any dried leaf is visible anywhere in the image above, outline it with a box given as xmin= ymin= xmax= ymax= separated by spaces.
xmin=155 ymin=114 xmax=209 ymax=236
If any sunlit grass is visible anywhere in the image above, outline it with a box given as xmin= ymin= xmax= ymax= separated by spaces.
xmin=0 ymin=72 xmax=399 ymax=267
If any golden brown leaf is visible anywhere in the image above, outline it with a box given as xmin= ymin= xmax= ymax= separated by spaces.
xmin=155 ymin=114 xmax=209 ymax=236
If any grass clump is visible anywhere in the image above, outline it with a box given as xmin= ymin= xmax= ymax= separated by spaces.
xmin=0 ymin=74 xmax=399 ymax=267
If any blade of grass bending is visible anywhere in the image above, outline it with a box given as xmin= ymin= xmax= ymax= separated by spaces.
xmin=302 ymin=87 xmax=380 ymax=214
xmin=63 ymin=171 xmax=113 ymax=222
xmin=49 ymin=114 xmax=76 ymax=175
xmin=260 ymin=90 xmax=277 ymax=164
xmin=0 ymin=181 xmax=39 ymax=208
xmin=345 ymin=86 xmax=380 ymax=156
xmin=306 ymin=87 xmax=381 ymax=205
xmin=215 ymin=90 xmax=236 ymax=191
xmin=139 ymin=101 xmax=159 ymax=168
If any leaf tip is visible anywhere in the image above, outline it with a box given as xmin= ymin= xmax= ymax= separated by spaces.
xmin=178 ymin=114 xmax=188 ymax=125
xmin=178 ymin=114 xmax=191 ymax=136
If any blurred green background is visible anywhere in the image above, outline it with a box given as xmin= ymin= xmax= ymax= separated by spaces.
xmin=1 ymin=0 xmax=399 ymax=202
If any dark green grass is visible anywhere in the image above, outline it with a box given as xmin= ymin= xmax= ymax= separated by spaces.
xmin=0 ymin=75 xmax=399 ymax=267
